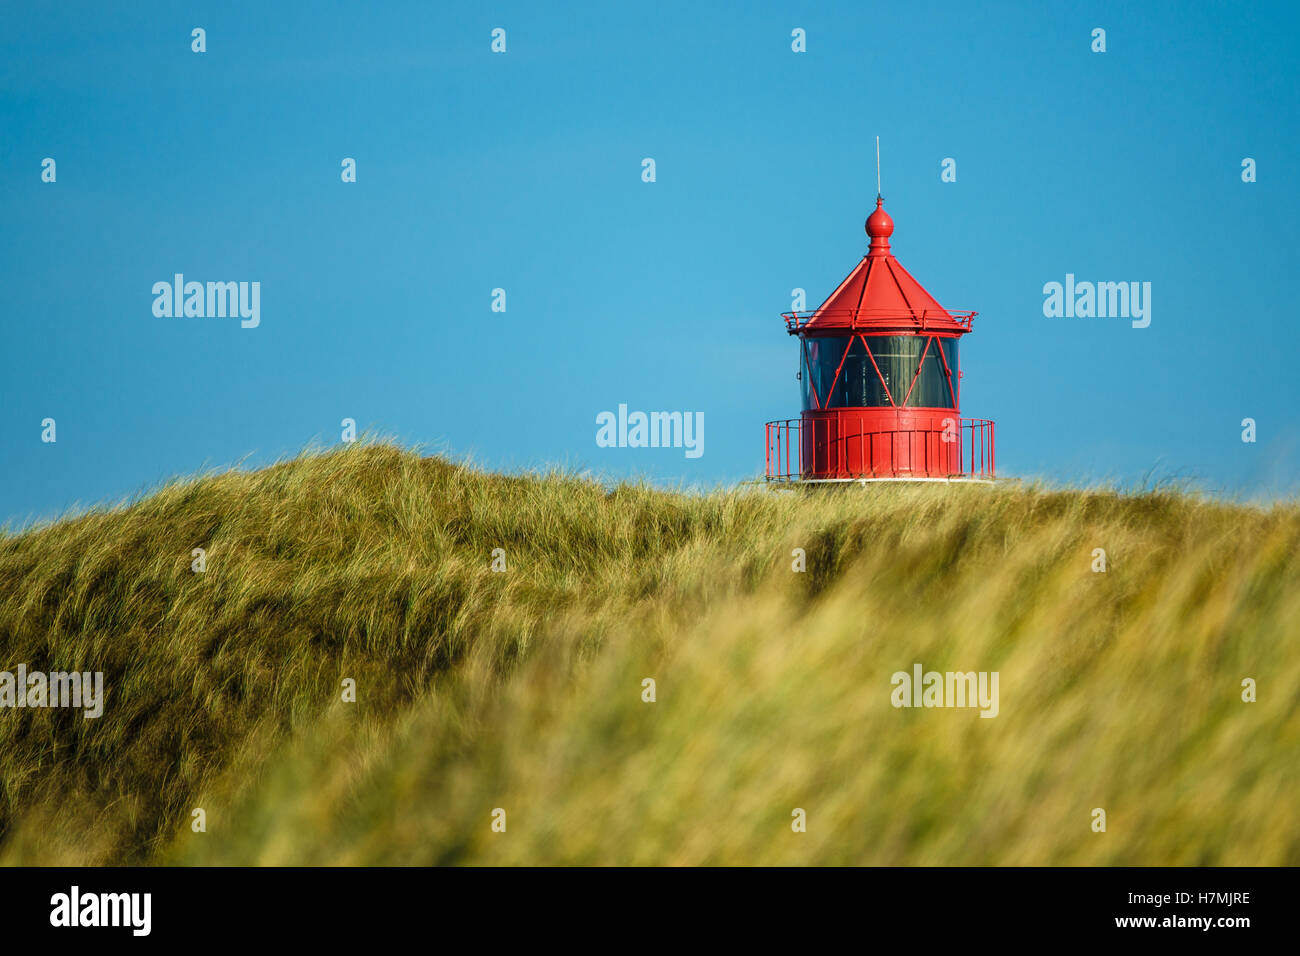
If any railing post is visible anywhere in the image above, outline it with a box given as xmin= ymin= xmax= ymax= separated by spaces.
xmin=794 ymin=419 xmax=799 ymax=479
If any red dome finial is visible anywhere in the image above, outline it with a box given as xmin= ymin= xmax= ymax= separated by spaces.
xmin=865 ymin=196 xmax=893 ymax=255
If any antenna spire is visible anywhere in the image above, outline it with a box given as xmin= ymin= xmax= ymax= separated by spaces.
xmin=875 ymin=135 xmax=881 ymax=198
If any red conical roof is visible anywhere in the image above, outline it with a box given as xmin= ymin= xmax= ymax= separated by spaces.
xmin=787 ymin=198 xmax=975 ymax=336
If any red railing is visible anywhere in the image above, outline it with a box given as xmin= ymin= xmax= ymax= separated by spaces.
xmin=764 ymin=417 xmax=996 ymax=481
xmin=782 ymin=308 xmax=977 ymax=334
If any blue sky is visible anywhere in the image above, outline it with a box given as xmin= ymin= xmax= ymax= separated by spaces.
xmin=3 ymin=0 xmax=1298 ymax=527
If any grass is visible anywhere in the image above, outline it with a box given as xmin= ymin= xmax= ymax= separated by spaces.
xmin=0 ymin=441 xmax=1296 ymax=865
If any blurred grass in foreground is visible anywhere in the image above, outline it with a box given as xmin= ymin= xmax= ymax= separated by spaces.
xmin=0 ymin=442 xmax=1295 ymax=865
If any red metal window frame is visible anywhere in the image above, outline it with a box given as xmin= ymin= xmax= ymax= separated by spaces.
xmin=824 ymin=334 xmax=896 ymax=408
xmin=862 ymin=335 xmax=897 ymax=407
xmin=811 ymin=332 xmax=938 ymax=410
xmin=900 ymin=335 xmax=933 ymax=407
xmin=805 ymin=332 xmax=961 ymax=411
xmin=802 ymin=340 xmax=823 ymax=410
xmin=933 ymin=336 xmax=958 ymax=408
xmin=827 ymin=337 xmax=855 ymax=406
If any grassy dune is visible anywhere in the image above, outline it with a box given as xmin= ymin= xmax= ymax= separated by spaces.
xmin=0 ymin=443 xmax=1296 ymax=865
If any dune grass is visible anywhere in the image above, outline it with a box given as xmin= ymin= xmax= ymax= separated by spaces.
xmin=0 ymin=442 xmax=1295 ymax=865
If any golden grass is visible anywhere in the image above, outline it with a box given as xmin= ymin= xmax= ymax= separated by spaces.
xmin=0 ymin=442 xmax=1295 ymax=865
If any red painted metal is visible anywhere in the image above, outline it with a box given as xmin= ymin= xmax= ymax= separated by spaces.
xmin=763 ymin=196 xmax=996 ymax=481
xmin=784 ymin=309 xmax=976 ymax=334
xmin=765 ymin=417 xmax=996 ymax=481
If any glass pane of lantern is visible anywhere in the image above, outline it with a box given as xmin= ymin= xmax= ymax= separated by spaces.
xmin=800 ymin=339 xmax=822 ymax=410
xmin=937 ymin=337 xmax=958 ymax=406
xmin=830 ymin=338 xmax=862 ymax=408
xmin=907 ymin=337 xmax=957 ymax=408
xmin=802 ymin=336 xmax=849 ymax=411
xmin=800 ymin=340 xmax=813 ymax=409
xmin=834 ymin=337 xmax=890 ymax=407
xmin=865 ymin=335 xmax=922 ymax=405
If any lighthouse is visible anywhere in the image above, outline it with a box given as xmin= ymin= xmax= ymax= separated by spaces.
xmin=765 ymin=194 xmax=995 ymax=482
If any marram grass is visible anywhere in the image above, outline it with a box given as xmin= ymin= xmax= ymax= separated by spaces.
xmin=0 ymin=443 xmax=1296 ymax=865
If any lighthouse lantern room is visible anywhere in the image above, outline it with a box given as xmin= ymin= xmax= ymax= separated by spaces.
xmin=764 ymin=194 xmax=995 ymax=482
